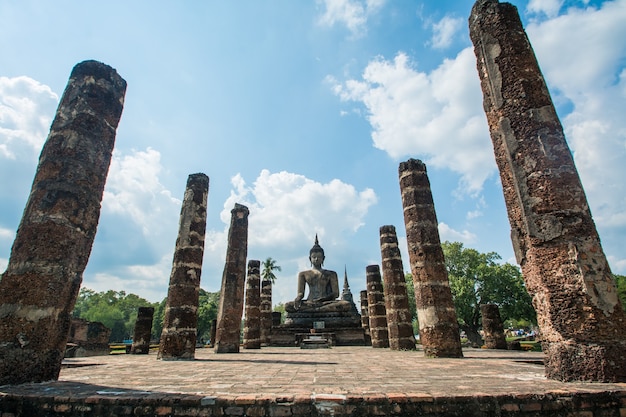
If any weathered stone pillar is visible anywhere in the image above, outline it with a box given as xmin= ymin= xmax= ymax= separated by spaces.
xmin=131 ymin=307 xmax=155 ymax=354
xmin=260 ymin=278 xmax=272 ymax=346
xmin=380 ymin=225 xmax=416 ymax=351
xmin=399 ymin=159 xmax=463 ymax=358
xmin=366 ymin=265 xmax=389 ymax=348
xmin=243 ymin=260 xmax=261 ymax=349
xmin=214 ymin=203 xmax=250 ymax=353
xmin=0 ymin=61 xmax=126 ymax=384
xmin=360 ymin=290 xmax=370 ymax=331
xmin=469 ymin=0 xmax=626 ymax=381
xmin=480 ymin=304 xmax=507 ymax=350
xmin=157 ymin=173 xmax=209 ymax=360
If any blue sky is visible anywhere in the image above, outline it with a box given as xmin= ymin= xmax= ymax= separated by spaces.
xmin=1 ymin=0 xmax=625 ymax=304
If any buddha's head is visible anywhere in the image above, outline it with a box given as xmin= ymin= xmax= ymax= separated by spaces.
xmin=309 ymin=234 xmax=325 ymax=266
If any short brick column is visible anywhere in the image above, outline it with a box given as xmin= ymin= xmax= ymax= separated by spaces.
xmin=131 ymin=307 xmax=155 ymax=354
xmin=0 ymin=60 xmax=126 ymax=384
xmin=366 ymin=265 xmax=389 ymax=348
xmin=480 ymin=304 xmax=508 ymax=350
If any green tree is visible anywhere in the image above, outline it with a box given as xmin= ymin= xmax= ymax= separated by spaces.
xmin=72 ymin=289 xmax=157 ymax=342
xmin=404 ymin=273 xmax=418 ymax=336
xmin=197 ymin=289 xmax=220 ymax=343
xmin=261 ymin=257 xmax=281 ymax=284
xmin=442 ymin=241 xmax=536 ymax=346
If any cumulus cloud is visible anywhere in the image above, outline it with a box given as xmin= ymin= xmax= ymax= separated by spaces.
xmin=526 ymin=0 xmax=563 ymax=18
xmin=0 ymin=76 xmax=58 ymax=159
xmin=526 ymin=0 xmax=626 ymax=232
xmin=103 ymin=147 xmax=180 ymax=236
xmin=430 ymin=15 xmax=464 ymax=50
xmin=317 ymin=0 xmax=386 ymax=38
xmin=330 ymin=48 xmax=494 ymax=195
xmin=438 ymin=222 xmax=477 ymax=245
xmin=220 ymin=169 xmax=377 ymax=251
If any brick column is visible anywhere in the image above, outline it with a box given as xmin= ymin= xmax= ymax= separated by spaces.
xmin=214 ymin=204 xmax=250 ymax=353
xmin=0 ymin=61 xmax=126 ymax=384
xmin=260 ymin=278 xmax=272 ymax=346
xmin=480 ymin=304 xmax=508 ymax=350
xmin=380 ymin=225 xmax=416 ymax=350
xmin=399 ymin=159 xmax=463 ymax=358
xmin=360 ymin=290 xmax=370 ymax=331
xmin=366 ymin=265 xmax=389 ymax=348
xmin=243 ymin=260 xmax=261 ymax=349
xmin=131 ymin=307 xmax=155 ymax=354
xmin=158 ymin=173 xmax=209 ymax=360
xmin=469 ymin=0 xmax=626 ymax=381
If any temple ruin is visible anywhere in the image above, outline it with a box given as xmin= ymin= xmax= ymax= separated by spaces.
xmin=481 ymin=304 xmax=508 ymax=350
xmin=469 ymin=0 xmax=626 ymax=381
xmin=0 ymin=60 xmax=126 ymax=384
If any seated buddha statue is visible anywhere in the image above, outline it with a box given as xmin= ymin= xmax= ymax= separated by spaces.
xmin=284 ymin=236 xmax=352 ymax=314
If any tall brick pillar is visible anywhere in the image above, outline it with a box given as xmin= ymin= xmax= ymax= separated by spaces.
xmin=214 ymin=203 xmax=250 ymax=353
xmin=158 ymin=173 xmax=209 ymax=360
xmin=260 ymin=278 xmax=272 ymax=346
xmin=0 ymin=61 xmax=126 ymax=384
xmin=399 ymin=159 xmax=463 ymax=358
xmin=243 ymin=260 xmax=261 ymax=349
xmin=380 ymin=225 xmax=416 ymax=350
xmin=480 ymin=304 xmax=507 ymax=350
xmin=131 ymin=307 xmax=155 ymax=354
xmin=366 ymin=265 xmax=389 ymax=348
xmin=469 ymin=0 xmax=626 ymax=381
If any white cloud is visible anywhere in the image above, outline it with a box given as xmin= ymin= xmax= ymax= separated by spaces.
xmin=438 ymin=222 xmax=477 ymax=245
xmin=221 ymin=169 xmax=377 ymax=250
xmin=526 ymin=0 xmax=626 ymax=231
xmin=430 ymin=15 xmax=463 ymax=50
xmin=526 ymin=0 xmax=563 ymax=18
xmin=103 ymin=147 xmax=180 ymax=236
xmin=317 ymin=0 xmax=386 ymax=38
xmin=331 ymin=48 xmax=494 ymax=195
xmin=0 ymin=76 xmax=58 ymax=159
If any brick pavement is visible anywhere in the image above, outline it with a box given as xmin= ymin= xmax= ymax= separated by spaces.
xmin=1 ymin=346 xmax=626 ymax=416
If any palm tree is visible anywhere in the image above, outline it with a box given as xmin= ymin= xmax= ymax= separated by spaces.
xmin=261 ymin=257 xmax=281 ymax=284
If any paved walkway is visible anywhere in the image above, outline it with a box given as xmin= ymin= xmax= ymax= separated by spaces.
xmin=47 ymin=347 xmax=626 ymax=395
xmin=2 ymin=347 xmax=626 ymax=416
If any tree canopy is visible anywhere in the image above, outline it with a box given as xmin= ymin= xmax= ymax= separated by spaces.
xmin=442 ymin=241 xmax=536 ymax=345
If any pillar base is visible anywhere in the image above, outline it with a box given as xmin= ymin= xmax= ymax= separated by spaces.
xmin=543 ymin=340 xmax=626 ymax=382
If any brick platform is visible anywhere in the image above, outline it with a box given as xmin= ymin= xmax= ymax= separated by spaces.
xmin=1 ymin=347 xmax=625 ymax=416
